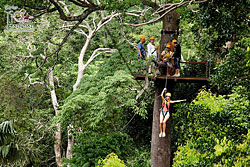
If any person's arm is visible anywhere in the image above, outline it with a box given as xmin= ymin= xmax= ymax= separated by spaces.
xmin=160 ymin=51 xmax=165 ymax=62
xmin=170 ymin=99 xmax=186 ymax=103
xmin=161 ymin=88 xmax=166 ymax=100
xmin=170 ymin=51 xmax=174 ymax=58
xmin=138 ymin=49 xmax=143 ymax=59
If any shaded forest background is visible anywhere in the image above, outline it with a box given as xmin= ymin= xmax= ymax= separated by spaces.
xmin=0 ymin=0 xmax=249 ymax=166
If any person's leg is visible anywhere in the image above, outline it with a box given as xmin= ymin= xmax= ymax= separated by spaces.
xmin=176 ymin=69 xmax=180 ymax=76
xmin=168 ymin=65 xmax=173 ymax=76
xmin=159 ymin=112 xmax=164 ymax=137
xmin=176 ymin=59 xmax=181 ymax=76
xmin=174 ymin=58 xmax=178 ymax=75
xmin=162 ymin=112 xmax=170 ymax=137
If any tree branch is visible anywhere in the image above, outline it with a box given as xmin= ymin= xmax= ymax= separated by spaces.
xmin=136 ymin=74 xmax=149 ymax=100
xmin=125 ymin=0 xmax=209 ymax=27
xmin=68 ymin=0 xmax=91 ymax=7
xmin=49 ymin=0 xmax=99 ymax=21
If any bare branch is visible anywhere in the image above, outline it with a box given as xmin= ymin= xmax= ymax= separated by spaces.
xmin=136 ymin=75 xmax=149 ymax=100
xmin=84 ymin=48 xmax=117 ymax=68
xmin=125 ymin=0 xmax=209 ymax=27
xmin=58 ymin=1 xmax=71 ymax=15
xmin=62 ymin=26 xmax=88 ymax=37
xmin=95 ymin=12 xmax=120 ymax=32
xmin=25 ymin=73 xmax=44 ymax=86
xmin=93 ymin=13 xmax=97 ymax=30
xmin=189 ymin=0 xmax=199 ymax=13
xmin=126 ymin=7 xmax=151 ymax=17
xmin=54 ymin=76 xmax=63 ymax=88
xmin=82 ymin=20 xmax=92 ymax=33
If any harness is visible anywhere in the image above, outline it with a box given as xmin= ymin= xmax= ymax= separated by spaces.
xmin=162 ymin=99 xmax=170 ymax=118
xmin=163 ymin=51 xmax=172 ymax=62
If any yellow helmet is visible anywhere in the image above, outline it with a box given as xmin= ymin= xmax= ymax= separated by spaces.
xmin=166 ymin=92 xmax=171 ymax=97
xmin=140 ymin=36 xmax=145 ymax=39
xmin=150 ymin=36 xmax=155 ymax=40
xmin=166 ymin=44 xmax=171 ymax=48
xmin=172 ymin=39 xmax=177 ymax=43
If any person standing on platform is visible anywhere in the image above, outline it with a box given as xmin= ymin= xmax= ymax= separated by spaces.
xmin=160 ymin=43 xmax=174 ymax=76
xmin=137 ymin=36 xmax=146 ymax=60
xmin=146 ymin=36 xmax=157 ymax=74
xmin=172 ymin=39 xmax=181 ymax=77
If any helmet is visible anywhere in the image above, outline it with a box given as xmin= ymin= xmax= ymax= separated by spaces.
xmin=166 ymin=92 xmax=171 ymax=97
xmin=172 ymin=39 xmax=177 ymax=43
xmin=140 ymin=36 xmax=145 ymax=39
xmin=166 ymin=44 xmax=171 ymax=48
xmin=150 ymin=36 xmax=155 ymax=40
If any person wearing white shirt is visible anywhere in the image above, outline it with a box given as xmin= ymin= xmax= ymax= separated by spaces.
xmin=147 ymin=37 xmax=157 ymax=74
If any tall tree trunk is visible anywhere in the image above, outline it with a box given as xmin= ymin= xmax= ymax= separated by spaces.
xmin=160 ymin=10 xmax=179 ymax=52
xmin=66 ymin=125 xmax=74 ymax=167
xmin=151 ymin=8 xmax=179 ymax=167
xmin=49 ymin=69 xmax=63 ymax=167
xmin=151 ymin=80 xmax=174 ymax=167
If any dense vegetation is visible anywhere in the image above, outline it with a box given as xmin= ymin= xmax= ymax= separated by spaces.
xmin=0 ymin=0 xmax=249 ymax=166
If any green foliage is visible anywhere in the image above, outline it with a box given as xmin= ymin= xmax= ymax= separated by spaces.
xmin=58 ymin=68 xmax=139 ymax=130
xmin=210 ymin=47 xmax=250 ymax=95
xmin=174 ymin=131 xmax=250 ymax=167
xmin=126 ymin=146 xmax=151 ymax=167
xmin=172 ymin=87 xmax=250 ymax=166
xmin=101 ymin=0 xmax=139 ymax=11
xmin=192 ymin=89 xmax=226 ymax=113
xmin=97 ymin=153 xmax=126 ymax=167
xmin=197 ymin=0 xmax=250 ymax=46
xmin=69 ymin=132 xmax=132 ymax=167
xmin=0 ymin=121 xmax=15 ymax=159
xmin=173 ymin=140 xmax=208 ymax=166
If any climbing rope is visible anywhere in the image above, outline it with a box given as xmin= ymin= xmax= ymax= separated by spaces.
xmin=164 ymin=65 xmax=168 ymax=89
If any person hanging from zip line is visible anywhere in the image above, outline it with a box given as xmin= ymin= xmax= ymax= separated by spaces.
xmin=146 ymin=36 xmax=158 ymax=74
xmin=159 ymin=88 xmax=186 ymax=138
xmin=137 ymin=36 xmax=146 ymax=60
xmin=160 ymin=43 xmax=174 ymax=76
xmin=172 ymin=39 xmax=182 ymax=77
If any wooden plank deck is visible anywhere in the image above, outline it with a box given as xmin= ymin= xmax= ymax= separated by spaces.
xmin=133 ymin=74 xmax=209 ymax=83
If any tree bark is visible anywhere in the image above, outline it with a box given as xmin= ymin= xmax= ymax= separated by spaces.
xmin=49 ymin=69 xmax=63 ymax=167
xmin=73 ymin=33 xmax=93 ymax=91
xmin=151 ymin=7 xmax=179 ymax=167
xmin=160 ymin=10 xmax=179 ymax=53
xmin=151 ymin=80 xmax=174 ymax=167
xmin=66 ymin=125 xmax=74 ymax=167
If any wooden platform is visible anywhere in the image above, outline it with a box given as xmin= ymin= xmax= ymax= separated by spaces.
xmin=133 ymin=74 xmax=209 ymax=83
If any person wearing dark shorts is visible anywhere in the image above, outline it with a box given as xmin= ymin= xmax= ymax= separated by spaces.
xmin=172 ymin=39 xmax=181 ymax=77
